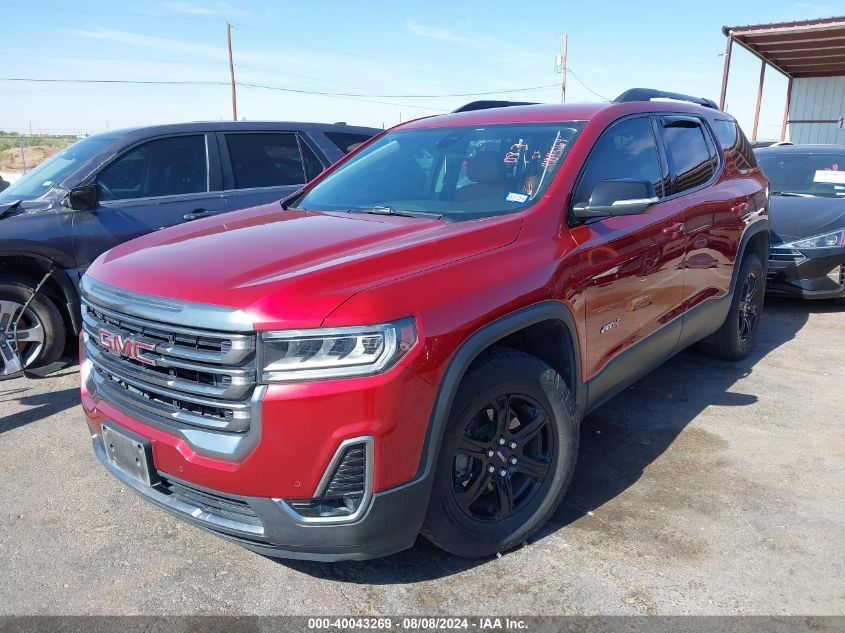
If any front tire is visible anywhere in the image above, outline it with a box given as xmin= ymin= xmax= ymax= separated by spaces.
xmin=697 ymin=252 xmax=765 ymax=361
xmin=422 ymin=348 xmax=578 ymax=558
xmin=0 ymin=275 xmax=66 ymax=377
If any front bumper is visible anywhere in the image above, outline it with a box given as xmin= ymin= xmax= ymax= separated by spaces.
xmin=766 ymin=246 xmax=845 ymax=300
xmin=91 ymin=433 xmax=430 ymax=561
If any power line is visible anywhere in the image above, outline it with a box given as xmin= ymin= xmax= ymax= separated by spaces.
xmin=0 ymin=76 xmax=559 ymax=99
xmin=566 ymin=68 xmax=611 ymax=102
xmin=0 ymin=77 xmax=227 ymax=86
xmin=0 ymin=52 xmax=223 ymax=65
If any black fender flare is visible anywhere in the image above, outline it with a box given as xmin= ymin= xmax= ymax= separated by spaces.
xmin=0 ymin=252 xmax=82 ymax=333
xmin=731 ymin=218 xmax=770 ymax=293
xmin=413 ymin=300 xmax=584 ymax=484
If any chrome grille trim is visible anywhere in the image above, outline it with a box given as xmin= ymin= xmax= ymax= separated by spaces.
xmin=80 ymin=275 xmax=263 ymax=458
xmin=80 ymin=276 xmax=254 ymax=332
xmin=81 ymin=305 xmax=254 ymax=366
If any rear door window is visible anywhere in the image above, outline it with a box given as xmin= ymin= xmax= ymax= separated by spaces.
xmin=661 ymin=118 xmax=717 ymax=194
xmin=96 ymin=135 xmax=208 ymax=200
xmin=324 ymin=131 xmax=376 ymax=154
xmin=572 ymin=116 xmax=664 ymax=207
xmin=224 ymin=133 xmax=306 ymax=189
xmin=712 ymin=119 xmax=758 ymax=170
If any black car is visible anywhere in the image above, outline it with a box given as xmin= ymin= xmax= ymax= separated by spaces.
xmin=0 ymin=121 xmax=379 ymax=377
xmin=755 ymin=144 xmax=845 ymax=303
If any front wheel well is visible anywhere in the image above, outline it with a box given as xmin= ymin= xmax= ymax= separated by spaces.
xmin=743 ymin=230 xmax=769 ymax=268
xmin=0 ymin=255 xmax=75 ymax=334
xmin=483 ymin=318 xmax=577 ymax=398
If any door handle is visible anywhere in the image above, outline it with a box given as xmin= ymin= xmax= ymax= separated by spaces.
xmin=731 ymin=202 xmax=749 ymax=215
xmin=661 ymin=222 xmax=685 ymax=238
xmin=183 ymin=208 xmax=221 ymax=222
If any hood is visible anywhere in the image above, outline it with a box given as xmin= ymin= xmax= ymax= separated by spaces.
xmin=87 ymin=204 xmax=521 ymax=329
xmin=769 ymin=195 xmax=845 ymax=244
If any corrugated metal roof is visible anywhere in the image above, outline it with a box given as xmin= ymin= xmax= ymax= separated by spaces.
xmin=722 ymin=16 xmax=845 ymax=78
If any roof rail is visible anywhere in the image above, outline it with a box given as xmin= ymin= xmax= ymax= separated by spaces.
xmin=614 ymin=88 xmax=719 ymax=110
xmin=452 ymin=100 xmax=539 ymax=113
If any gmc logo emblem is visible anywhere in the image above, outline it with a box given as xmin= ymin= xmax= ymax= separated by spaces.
xmin=97 ymin=328 xmax=155 ymax=366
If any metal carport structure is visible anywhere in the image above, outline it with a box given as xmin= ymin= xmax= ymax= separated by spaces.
xmin=719 ymin=16 xmax=845 ymax=142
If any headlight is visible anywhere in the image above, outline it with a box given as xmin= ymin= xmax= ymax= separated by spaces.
xmin=260 ymin=318 xmax=417 ymax=382
xmin=781 ymin=228 xmax=845 ymax=250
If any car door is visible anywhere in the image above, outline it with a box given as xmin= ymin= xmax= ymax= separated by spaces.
xmin=657 ymin=116 xmax=740 ymax=316
xmin=71 ymin=133 xmax=224 ymax=270
xmin=570 ymin=115 xmax=687 ymax=401
xmin=219 ymin=132 xmax=325 ymax=212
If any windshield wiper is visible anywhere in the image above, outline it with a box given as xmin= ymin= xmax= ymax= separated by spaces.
xmin=772 ymin=191 xmax=817 ymax=198
xmin=348 ymin=206 xmax=443 ymax=219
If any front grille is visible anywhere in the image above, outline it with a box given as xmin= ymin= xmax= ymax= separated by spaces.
xmin=157 ymin=474 xmax=263 ymax=527
xmin=81 ymin=298 xmax=257 ymax=434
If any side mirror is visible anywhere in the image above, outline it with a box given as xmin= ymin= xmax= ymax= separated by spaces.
xmin=67 ymin=185 xmax=99 ymax=211
xmin=572 ymin=179 xmax=657 ymax=219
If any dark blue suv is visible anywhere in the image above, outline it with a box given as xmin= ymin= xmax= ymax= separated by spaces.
xmin=0 ymin=121 xmax=378 ymax=377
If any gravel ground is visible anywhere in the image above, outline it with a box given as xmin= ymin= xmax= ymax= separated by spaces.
xmin=0 ymin=298 xmax=843 ymax=616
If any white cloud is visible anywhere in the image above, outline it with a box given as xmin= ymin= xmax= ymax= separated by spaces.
xmin=404 ymin=18 xmax=487 ymax=48
xmin=166 ymin=1 xmax=246 ymax=17
xmin=75 ymin=27 xmax=225 ymax=59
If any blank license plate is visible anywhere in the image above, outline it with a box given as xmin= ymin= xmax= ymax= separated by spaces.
xmin=101 ymin=423 xmax=156 ymax=487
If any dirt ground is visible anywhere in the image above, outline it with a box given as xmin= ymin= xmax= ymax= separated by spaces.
xmin=0 ymin=298 xmax=843 ymax=615
xmin=0 ymin=145 xmax=61 ymax=172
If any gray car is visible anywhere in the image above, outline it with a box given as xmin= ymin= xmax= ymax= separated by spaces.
xmin=0 ymin=121 xmax=379 ymax=377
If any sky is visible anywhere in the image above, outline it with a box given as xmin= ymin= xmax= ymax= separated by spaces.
xmin=0 ymin=0 xmax=840 ymax=139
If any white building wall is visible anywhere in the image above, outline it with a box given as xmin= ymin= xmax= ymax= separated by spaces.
xmin=789 ymin=76 xmax=845 ymax=144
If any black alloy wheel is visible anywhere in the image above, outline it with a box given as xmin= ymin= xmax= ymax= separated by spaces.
xmin=737 ymin=271 xmax=760 ymax=343
xmin=452 ymin=394 xmax=554 ymax=522
xmin=422 ymin=348 xmax=578 ymax=558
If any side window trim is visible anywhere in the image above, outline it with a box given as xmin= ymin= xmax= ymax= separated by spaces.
xmin=296 ymin=133 xmax=328 ymax=170
xmin=649 ymin=115 xmax=671 ymax=197
xmin=90 ymin=132 xmax=213 ymax=203
xmin=655 ymin=114 xmax=723 ymax=200
xmin=568 ymin=113 xmax=663 ymax=225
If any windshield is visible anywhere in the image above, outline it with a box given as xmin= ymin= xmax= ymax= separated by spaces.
xmin=0 ymin=136 xmax=113 ymax=201
xmin=756 ymin=151 xmax=845 ymax=198
xmin=293 ymin=122 xmax=585 ymax=220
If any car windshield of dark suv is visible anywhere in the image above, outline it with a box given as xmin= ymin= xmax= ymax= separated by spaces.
xmin=293 ymin=122 xmax=585 ymax=220
xmin=0 ymin=135 xmax=113 ymax=201
xmin=757 ymin=151 xmax=845 ymax=198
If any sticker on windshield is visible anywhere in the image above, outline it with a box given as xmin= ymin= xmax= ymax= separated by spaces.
xmin=814 ymin=169 xmax=845 ymax=184
xmin=504 ymin=192 xmax=530 ymax=204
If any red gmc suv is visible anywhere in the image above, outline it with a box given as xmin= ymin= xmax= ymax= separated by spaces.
xmin=80 ymin=89 xmax=769 ymax=561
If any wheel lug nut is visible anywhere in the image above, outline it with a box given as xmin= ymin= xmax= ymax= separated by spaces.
xmin=498 ymin=438 xmax=506 ymax=446
xmin=486 ymin=449 xmax=495 ymax=458
xmin=508 ymin=441 xmax=517 ymax=449
xmin=510 ymin=457 xmax=518 ymax=465
xmin=499 ymin=469 xmax=508 ymax=477
xmin=487 ymin=465 xmax=496 ymax=473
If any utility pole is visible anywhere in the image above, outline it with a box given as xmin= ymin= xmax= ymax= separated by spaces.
xmin=555 ymin=35 xmax=568 ymax=103
xmin=227 ymin=21 xmax=238 ymax=121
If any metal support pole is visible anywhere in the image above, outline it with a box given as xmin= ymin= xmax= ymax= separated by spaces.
xmin=560 ymin=34 xmax=568 ymax=104
xmin=780 ymin=77 xmax=793 ymax=142
xmin=751 ymin=59 xmax=766 ymax=141
xmin=227 ymin=21 xmax=238 ymax=121
xmin=18 ymin=137 xmax=27 ymax=174
xmin=719 ymin=34 xmax=733 ymax=110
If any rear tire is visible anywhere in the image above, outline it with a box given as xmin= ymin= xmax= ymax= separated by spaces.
xmin=697 ymin=253 xmax=765 ymax=361
xmin=0 ymin=275 xmax=66 ymax=376
xmin=421 ymin=348 xmax=578 ymax=558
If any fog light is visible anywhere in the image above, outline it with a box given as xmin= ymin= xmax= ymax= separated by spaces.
xmin=278 ymin=438 xmax=373 ymax=523
xmin=827 ymin=265 xmax=842 ymax=284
